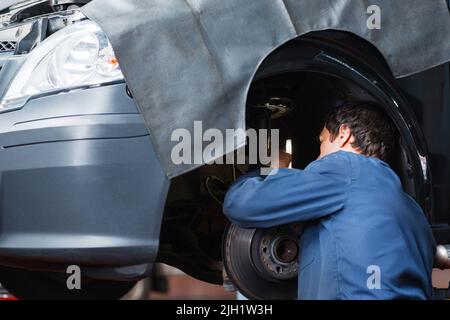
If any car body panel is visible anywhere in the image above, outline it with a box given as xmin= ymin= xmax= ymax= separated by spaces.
xmin=0 ymin=0 xmax=21 ymax=13
xmin=0 ymin=83 xmax=170 ymax=279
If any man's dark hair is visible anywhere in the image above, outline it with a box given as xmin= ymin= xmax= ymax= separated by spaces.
xmin=324 ymin=101 xmax=396 ymax=161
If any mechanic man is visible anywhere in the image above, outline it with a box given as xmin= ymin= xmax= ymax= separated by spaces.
xmin=223 ymin=102 xmax=435 ymax=300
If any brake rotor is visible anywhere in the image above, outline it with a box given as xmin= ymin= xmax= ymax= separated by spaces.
xmin=222 ymin=223 xmax=302 ymax=300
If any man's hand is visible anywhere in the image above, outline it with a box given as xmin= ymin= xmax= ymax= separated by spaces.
xmin=270 ymin=150 xmax=292 ymax=169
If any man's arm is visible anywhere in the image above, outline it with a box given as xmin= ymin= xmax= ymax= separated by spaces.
xmin=223 ymin=153 xmax=351 ymax=228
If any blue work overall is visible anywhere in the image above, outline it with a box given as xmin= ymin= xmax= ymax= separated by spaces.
xmin=224 ymin=151 xmax=435 ymax=299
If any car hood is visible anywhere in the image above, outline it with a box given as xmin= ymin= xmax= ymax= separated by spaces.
xmin=0 ymin=0 xmax=18 ymax=12
xmin=0 ymin=0 xmax=37 ymax=12
xmin=83 ymin=0 xmax=450 ymax=178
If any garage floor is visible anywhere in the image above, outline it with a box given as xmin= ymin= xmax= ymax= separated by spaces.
xmin=1 ymin=267 xmax=449 ymax=300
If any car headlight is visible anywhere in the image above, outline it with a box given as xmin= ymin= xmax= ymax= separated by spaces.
xmin=0 ymin=20 xmax=124 ymax=111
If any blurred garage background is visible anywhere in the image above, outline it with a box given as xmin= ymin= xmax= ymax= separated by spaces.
xmin=1 ymin=265 xmax=449 ymax=300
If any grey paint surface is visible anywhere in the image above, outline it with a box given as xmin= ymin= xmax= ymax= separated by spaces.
xmin=0 ymin=83 xmax=170 ymax=277
xmin=0 ymin=0 xmax=19 ymax=12
xmin=82 ymin=0 xmax=450 ymax=177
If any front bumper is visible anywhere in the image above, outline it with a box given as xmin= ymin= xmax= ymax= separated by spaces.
xmin=0 ymin=82 xmax=169 ymax=280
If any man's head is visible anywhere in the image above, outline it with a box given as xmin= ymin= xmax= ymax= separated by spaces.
xmin=318 ymin=102 xmax=396 ymax=161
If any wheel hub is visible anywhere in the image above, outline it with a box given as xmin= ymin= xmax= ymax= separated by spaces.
xmin=252 ymin=228 xmax=299 ymax=281
xmin=222 ymin=223 xmax=302 ymax=300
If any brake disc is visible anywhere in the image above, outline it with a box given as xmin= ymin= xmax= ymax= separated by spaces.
xmin=222 ymin=223 xmax=302 ymax=300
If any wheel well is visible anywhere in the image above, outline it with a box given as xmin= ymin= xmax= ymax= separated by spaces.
xmin=254 ymin=29 xmax=393 ymax=81
xmin=158 ymin=30 xmax=433 ymax=285
xmin=247 ymin=29 xmax=433 ymax=220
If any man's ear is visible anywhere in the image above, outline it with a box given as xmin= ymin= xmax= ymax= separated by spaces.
xmin=338 ymin=124 xmax=352 ymax=148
